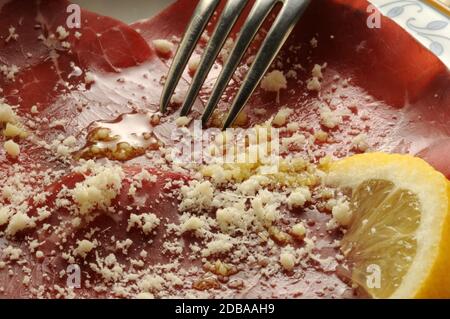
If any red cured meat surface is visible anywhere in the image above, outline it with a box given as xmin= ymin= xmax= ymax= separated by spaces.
xmin=133 ymin=0 xmax=450 ymax=176
xmin=0 ymin=0 xmax=449 ymax=298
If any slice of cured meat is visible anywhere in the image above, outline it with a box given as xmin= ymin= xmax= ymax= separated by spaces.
xmin=1 ymin=0 xmax=449 ymax=299
xmin=0 ymin=164 xmax=190 ymax=298
xmin=133 ymin=0 xmax=449 ymax=172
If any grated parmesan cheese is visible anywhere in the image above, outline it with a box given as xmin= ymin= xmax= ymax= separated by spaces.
xmin=202 ymin=236 xmax=233 ymax=257
xmin=0 ymin=64 xmax=19 ymax=81
xmin=0 ymin=103 xmax=16 ymax=123
xmin=0 ymin=207 xmax=11 ymax=226
xmin=292 ymin=223 xmax=306 ymax=238
xmin=312 ymin=64 xmax=326 ymax=79
xmin=287 ymin=187 xmax=311 ymax=209
xmin=188 ymin=55 xmax=201 ymax=74
xmin=138 ymin=274 xmax=165 ymax=292
xmin=272 ymin=108 xmax=293 ymax=127
xmin=286 ymin=122 xmax=299 ymax=132
xmin=175 ymin=116 xmax=191 ymax=127
xmin=3 ymin=246 xmax=22 ymax=261
xmin=3 ymin=123 xmax=22 ymax=137
xmin=261 ymin=70 xmax=287 ymax=93
xmin=56 ymin=26 xmax=69 ymax=40
xmin=71 ymin=165 xmax=124 ymax=215
xmin=352 ymin=134 xmax=369 ymax=152
xmin=319 ymin=105 xmax=341 ymax=129
xmin=179 ymin=181 xmax=214 ymax=211
xmin=6 ymin=26 xmax=19 ymax=42
xmin=181 ymin=216 xmax=204 ymax=233
xmin=4 ymin=140 xmax=20 ymax=158
xmin=306 ymin=77 xmax=321 ymax=92
xmin=5 ymin=212 xmax=35 ymax=237
xmin=84 ymin=72 xmax=95 ymax=84
xmin=74 ymin=239 xmax=96 ymax=258
xmin=128 ymin=213 xmax=160 ymax=235
xmin=280 ymin=251 xmax=296 ymax=271
xmin=153 ymin=39 xmax=174 ymax=55
xmin=332 ymin=200 xmax=352 ymax=226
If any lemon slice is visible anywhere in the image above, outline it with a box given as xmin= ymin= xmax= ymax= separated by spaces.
xmin=326 ymin=153 xmax=450 ymax=299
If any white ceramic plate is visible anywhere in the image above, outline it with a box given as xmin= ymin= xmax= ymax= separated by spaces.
xmin=371 ymin=0 xmax=450 ymax=68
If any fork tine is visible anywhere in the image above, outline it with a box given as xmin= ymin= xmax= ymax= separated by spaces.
xmin=201 ymin=0 xmax=277 ymax=126
xmin=222 ymin=0 xmax=311 ymax=129
xmin=179 ymin=0 xmax=249 ymax=117
xmin=160 ymin=0 xmax=221 ymax=113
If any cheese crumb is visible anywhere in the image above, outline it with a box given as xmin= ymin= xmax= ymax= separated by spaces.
xmin=238 ymin=175 xmax=269 ymax=196
xmin=175 ymin=116 xmax=191 ymax=127
xmin=202 ymin=237 xmax=233 ymax=257
xmin=138 ymin=274 xmax=164 ymax=292
xmin=4 ymin=140 xmax=20 ymax=158
xmin=4 ymin=123 xmax=26 ymax=138
xmin=219 ymin=38 xmax=235 ymax=61
xmin=74 ymin=239 xmax=96 ymax=258
xmin=0 ymin=103 xmax=16 ymax=123
xmin=5 ymin=212 xmax=35 ymax=237
xmin=352 ymin=134 xmax=369 ymax=152
xmin=306 ymin=77 xmax=321 ymax=91
xmin=128 ymin=213 xmax=160 ymax=235
xmin=314 ymin=130 xmax=328 ymax=143
xmin=22 ymin=276 xmax=30 ymax=285
xmin=136 ymin=292 xmax=154 ymax=299
xmin=261 ymin=70 xmax=287 ymax=93
xmin=0 ymin=207 xmax=11 ymax=226
xmin=3 ymin=246 xmax=22 ymax=261
xmin=171 ymin=90 xmax=185 ymax=105
xmin=287 ymin=187 xmax=311 ymax=208
xmin=36 ymin=251 xmax=44 ymax=259
xmin=84 ymin=72 xmax=95 ymax=84
xmin=332 ymin=200 xmax=352 ymax=226
xmin=320 ymin=106 xmax=341 ymax=129
xmin=6 ymin=26 xmax=19 ymax=42
xmin=286 ymin=122 xmax=299 ymax=132
xmin=181 ymin=216 xmax=204 ymax=233
xmin=216 ymin=207 xmax=243 ymax=231
xmin=56 ymin=26 xmax=69 ymax=40
xmin=280 ymin=251 xmax=296 ymax=271
xmin=0 ymin=64 xmax=19 ymax=81
xmin=282 ymin=133 xmax=306 ymax=151
xmin=312 ymin=64 xmax=326 ymax=79
xmin=153 ymin=39 xmax=174 ymax=55
xmin=292 ymin=223 xmax=306 ymax=238
xmin=71 ymin=165 xmax=124 ymax=215
xmin=272 ymin=108 xmax=293 ymax=127
xmin=179 ymin=181 xmax=214 ymax=211
xmin=188 ymin=55 xmax=201 ymax=74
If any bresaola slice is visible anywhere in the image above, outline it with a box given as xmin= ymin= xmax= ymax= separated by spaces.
xmin=1 ymin=0 xmax=449 ymax=299
xmin=0 ymin=0 xmax=201 ymax=174
xmin=0 ymin=165 xmax=190 ymax=298
xmin=135 ymin=0 xmax=449 ymax=175
xmin=0 ymin=0 xmax=193 ymax=298
xmin=0 ymin=0 xmax=152 ymax=112
xmin=0 ymin=0 xmax=152 ymax=173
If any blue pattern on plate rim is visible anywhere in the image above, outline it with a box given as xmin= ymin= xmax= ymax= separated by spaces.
xmin=371 ymin=0 xmax=450 ymax=68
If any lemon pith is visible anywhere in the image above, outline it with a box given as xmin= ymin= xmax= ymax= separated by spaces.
xmin=326 ymin=153 xmax=450 ymax=299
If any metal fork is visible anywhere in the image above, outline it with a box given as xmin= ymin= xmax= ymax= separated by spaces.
xmin=160 ymin=0 xmax=311 ymax=129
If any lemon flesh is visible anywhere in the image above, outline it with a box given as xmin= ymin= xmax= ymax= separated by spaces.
xmin=327 ymin=153 xmax=450 ymax=299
